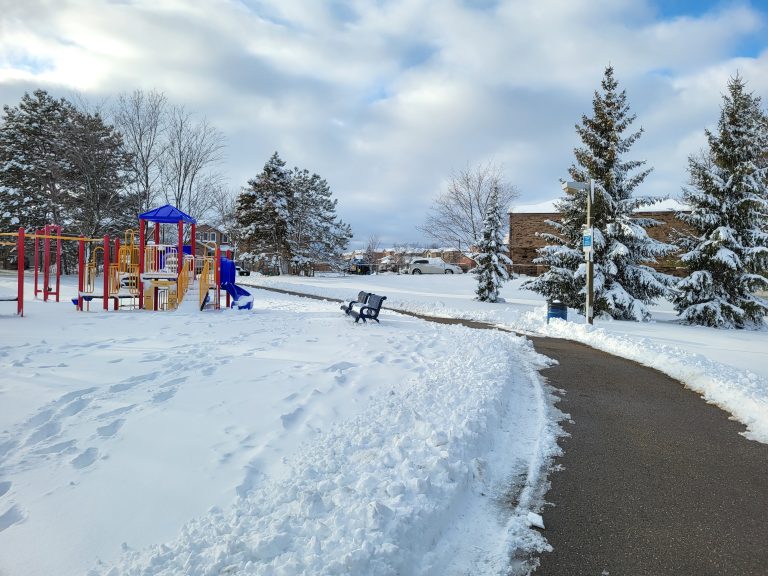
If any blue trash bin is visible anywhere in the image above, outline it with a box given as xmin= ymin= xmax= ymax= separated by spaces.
xmin=547 ymin=300 xmax=567 ymax=323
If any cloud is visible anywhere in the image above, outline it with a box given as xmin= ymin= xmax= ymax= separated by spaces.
xmin=0 ymin=0 xmax=766 ymax=247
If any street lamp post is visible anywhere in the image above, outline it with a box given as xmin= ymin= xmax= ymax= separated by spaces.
xmin=562 ymin=179 xmax=595 ymax=325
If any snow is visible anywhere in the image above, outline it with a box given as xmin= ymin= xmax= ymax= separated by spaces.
xmin=1 ymin=269 xmax=766 ymax=575
xmin=239 ymin=273 xmax=768 ymax=443
xmin=510 ymin=197 xmax=688 ymax=213
xmin=0 ymin=272 xmax=560 ymax=576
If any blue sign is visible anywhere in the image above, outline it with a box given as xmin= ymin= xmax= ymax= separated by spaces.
xmin=582 ymin=233 xmax=592 ymax=250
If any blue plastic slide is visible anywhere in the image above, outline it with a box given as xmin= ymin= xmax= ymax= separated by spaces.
xmin=222 ymin=282 xmax=253 ymax=310
xmin=218 ymin=257 xmax=253 ymax=310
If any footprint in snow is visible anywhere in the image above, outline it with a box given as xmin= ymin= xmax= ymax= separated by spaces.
xmin=33 ymin=440 xmax=77 ymax=455
xmin=151 ymin=389 xmax=176 ymax=403
xmin=280 ymin=407 xmax=304 ymax=429
xmin=57 ymin=388 xmax=96 ymax=405
xmin=325 ymin=361 xmax=357 ymax=372
xmin=71 ymin=448 xmax=99 ymax=469
xmin=109 ymin=371 xmax=160 ymax=392
xmin=97 ymin=405 xmax=135 ymax=420
xmin=0 ymin=505 xmax=24 ymax=532
xmin=26 ymin=421 xmax=61 ymax=446
xmin=60 ymin=397 xmax=91 ymax=417
xmin=161 ymin=376 xmax=187 ymax=388
xmin=96 ymin=419 xmax=124 ymax=438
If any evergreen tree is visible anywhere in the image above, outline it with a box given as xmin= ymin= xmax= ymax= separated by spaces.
xmin=673 ymin=75 xmax=768 ymax=328
xmin=0 ymin=90 xmax=75 ymax=230
xmin=65 ymin=109 xmax=134 ymax=238
xmin=288 ymin=167 xmax=352 ymax=267
xmin=524 ymin=66 xmax=675 ymax=321
xmin=474 ymin=185 xmax=512 ymax=302
xmin=236 ymin=152 xmax=293 ymax=271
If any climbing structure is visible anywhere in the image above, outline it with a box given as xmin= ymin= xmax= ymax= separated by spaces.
xmin=138 ymin=204 xmax=200 ymax=311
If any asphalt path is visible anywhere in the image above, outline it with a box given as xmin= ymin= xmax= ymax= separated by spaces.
xmin=528 ymin=336 xmax=768 ymax=576
xmin=252 ymin=286 xmax=768 ymax=575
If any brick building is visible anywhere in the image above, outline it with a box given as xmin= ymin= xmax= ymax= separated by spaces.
xmin=509 ymin=199 xmax=691 ymax=276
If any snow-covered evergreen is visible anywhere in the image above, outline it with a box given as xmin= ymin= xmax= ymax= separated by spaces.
xmin=236 ymin=152 xmax=351 ymax=272
xmin=524 ymin=66 xmax=676 ymax=321
xmin=673 ymin=75 xmax=768 ymax=328
xmin=236 ymin=152 xmax=293 ymax=270
xmin=474 ymin=185 xmax=512 ymax=302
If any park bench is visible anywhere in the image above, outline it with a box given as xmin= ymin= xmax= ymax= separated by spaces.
xmin=341 ymin=292 xmax=386 ymax=323
xmin=340 ymin=291 xmax=371 ymax=314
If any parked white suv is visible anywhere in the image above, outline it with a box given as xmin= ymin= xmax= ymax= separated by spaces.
xmin=406 ymin=257 xmax=463 ymax=274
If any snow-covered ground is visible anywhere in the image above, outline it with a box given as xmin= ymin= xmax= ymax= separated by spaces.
xmin=239 ymin=272 xmax=768 ymax=444
xmin=0 ymin=273 xmax=561 ymax=576
xmin=2 ymin=270 xmax=766 ymax=576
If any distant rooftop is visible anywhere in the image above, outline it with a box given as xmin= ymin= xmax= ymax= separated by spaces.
xmin=510 ymin=198 xmax=689 ymax=214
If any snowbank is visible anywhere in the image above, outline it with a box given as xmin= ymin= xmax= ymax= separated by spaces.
xmin=242 ymin=274 xmax=768 ymax=444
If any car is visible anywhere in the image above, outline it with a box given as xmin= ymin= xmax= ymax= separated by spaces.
xmin=235 ymin=265 xmax=250 ymax=276
xmin=344 ymin=258 xmax=372 ymax=275
xmin=406 ymin=257 xmax=463 ymax=275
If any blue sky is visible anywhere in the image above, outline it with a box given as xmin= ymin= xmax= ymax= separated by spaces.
xmin=0 ymin=0 xmax=767 ymax=248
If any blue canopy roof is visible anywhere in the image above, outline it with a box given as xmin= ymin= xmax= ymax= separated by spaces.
xmin=138 ymin=204 xmax=197 ymax=224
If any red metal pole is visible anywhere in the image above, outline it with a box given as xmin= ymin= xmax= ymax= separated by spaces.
xmin=153 ymin=223 xmax=160 ymax=311
xmin=54 ymin=225 xmax=61 ymax=302
xmin=17 ymin=228 xmax=24 ymax=316
xmin=215 ymin=244 xmax=221 ymax=310
xmin=78 ymin=237 xmax=85 ymax=311
xmin=225 ymin=246 xmax=231 ymax=308
xmin=43 ymin=225 xmax=50 ymax=302
xmin=33 ymin=229 xmax=39 ymax=298
xmin=191 ymin=222 xmax=196 ymax=279
xmin=103 ymin=235 xmax=110 ymax=311
xmin=138 ymin=219 xmax=145 ymax=309
xmin=177 ymin=220 xmax=183 ymax=277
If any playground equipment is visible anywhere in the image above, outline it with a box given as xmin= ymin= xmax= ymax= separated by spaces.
xmin=0 ymin=228 xmax=26 ymax=316
xmin=1 ymin=204 xmax=252 ymax=316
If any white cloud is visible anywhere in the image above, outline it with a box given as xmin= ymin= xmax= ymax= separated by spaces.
xmin=0 ymin=0 xmax=766 ymax=247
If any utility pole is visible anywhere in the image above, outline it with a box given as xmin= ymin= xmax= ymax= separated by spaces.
xmin=563 ymin=179 xmax=595 ymax=325
xmin=585 ymin=179 xmax=594 ymax=325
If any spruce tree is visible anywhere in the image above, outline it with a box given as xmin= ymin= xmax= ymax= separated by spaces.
xmin=673 ymin=75 xmax=768 ymax=328
xmin=236 ymin=152 xmax=292 ymax=271
xmin=288 ymin=167 xmax=351 ymax=267
xmin=474 ymin=185 xmax=512 ymax=302
xmin=0 ymin=90 xmax=75 ymax=230
xmin=525 ymin=66 xmax=675 ymax=321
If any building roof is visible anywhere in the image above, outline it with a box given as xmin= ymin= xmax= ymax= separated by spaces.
xmin=509 ymin=198 xmax=689 ymax=214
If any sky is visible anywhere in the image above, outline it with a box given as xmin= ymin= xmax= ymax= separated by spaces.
xmin=0 ymin=0 xmax=767 ymax=249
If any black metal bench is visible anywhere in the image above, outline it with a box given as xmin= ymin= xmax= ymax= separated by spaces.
xmin=342 ymin=293 xmax=386 ymax=323
xmin=340 ymin=291 xmax=371 ymax=314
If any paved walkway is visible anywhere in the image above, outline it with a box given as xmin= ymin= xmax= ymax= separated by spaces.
xmin=529 ymin=336 xmax=768 ymax=576
xmin=252 ymin=287 xmax=768 ymax=574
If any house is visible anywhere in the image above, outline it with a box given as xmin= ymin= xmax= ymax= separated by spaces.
xmin=195 ymin=224 xmax=230 ymax=256
xmin=509 ymin=199 xmax=692 ymax=277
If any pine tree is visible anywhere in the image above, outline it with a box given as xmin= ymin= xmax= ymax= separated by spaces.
xmin=0 ymin=90 xmax=75 ymax=230
xmin=288 ymin=167 xmax=351 ymax=267
xmin=673 ymin=75 xmax=768 ymax=328
xmin=474 ymin=185 xmax=512 ymax=302
xmin=236 ymin=152 xmax=293 ymax=271
xmin=524 ymin=66 xmax=675 ymax=321
xmin=65 ymin=109 xmax=134 ymax=238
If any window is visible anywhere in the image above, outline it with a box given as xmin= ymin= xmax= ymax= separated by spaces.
xmin=222 ymin=234 xmax=229 ymax=244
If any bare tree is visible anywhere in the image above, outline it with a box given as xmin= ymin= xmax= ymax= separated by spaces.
xmin=365 ymin=234 xmax=381 ymax=271
xmin=161 ymin=105 xmax=226 ymax=221
xmin=112 ymin=89 xmax=167 ymax=216
xmin=418 ymin=161 xmax=517 ymax=254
